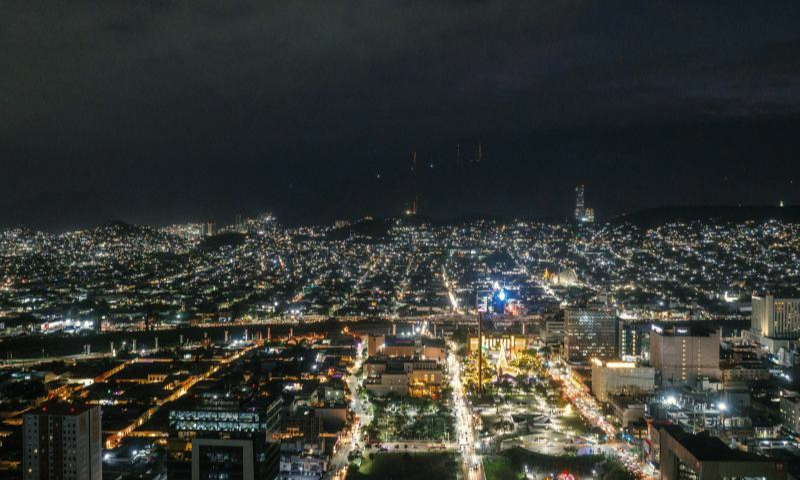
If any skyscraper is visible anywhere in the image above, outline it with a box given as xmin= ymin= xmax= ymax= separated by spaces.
xmin=564 ymin=306 xmax=618 ymax=364
xmin=751 ymin=294 xmax=800 ymax=346
xmin=22 ymin=403 xmax=102 ymax=480
xmin=167 ymin=387 xmax=282 ymax=480
xmin=574 ymin=184 xmax=585 ymax=221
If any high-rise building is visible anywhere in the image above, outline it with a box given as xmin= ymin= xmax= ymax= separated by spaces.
xmin=619 ymin=320 xmax=649 ymax=357
xmin=22 ymin=403 xmax=102 ymax=480
xmin=574 ymin=185 xmax=595 ymax=222
xmin=650 ymin=324 xmax=721 ymax=386
xmin=752 ymin=294 xmax=800 ymax=341
xmin=167 ymin=387 xmax=282 ymax=480
xmin=574 ymin=185 xmax=585 ymax=221
xmin=563 ymin=307 xmax=618 ymax=364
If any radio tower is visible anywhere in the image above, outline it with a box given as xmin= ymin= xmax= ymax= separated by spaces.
xmin=408 ymin=151 xmax=418 ymax=215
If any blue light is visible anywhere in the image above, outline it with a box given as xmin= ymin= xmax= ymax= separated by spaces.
xmin=498 ymin=290 xmax=506 ymax=301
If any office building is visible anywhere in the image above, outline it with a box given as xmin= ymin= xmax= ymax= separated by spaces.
xmin=591 ymin=358 xmax=655 ymax=402
xmin=564 ymin=307 xmax=618 ymax=364
xmin=539 ymin=318 xmax=564 ymax=345
xmin=619 ymin=320 xmax=649 ymax=357
xmin=22 ymin=403 xmax=102 ymax=480
xmin=167 ymin=388 xmax=282 ymax=480
xmin=751 ymin=294 xmax=800 ymax=352
xmin=650 ymin=324 xmax=721 ymax=386
xmin=659 ymin=426 xmax=786 ymax=480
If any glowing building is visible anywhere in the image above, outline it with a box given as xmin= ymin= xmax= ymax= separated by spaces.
xmin=575 ymin=185 xmax=586 ymax=221
xmin=167 ymin=389 xmax=282 ymax=480
xmin=750 ymin=294 xmax=800 ymax=353
xmin=564 ymin=307 xmax=618 ymax=364
xmin=591 ymin=358 xmax=655 ymax=402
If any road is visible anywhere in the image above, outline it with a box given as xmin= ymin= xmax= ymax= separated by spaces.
xmin=328 ymin=342 xmax=371 ymax=480
xmin=547 ymin=362 xmax=654 ymax=480
xmin=448 ymin=342 xmax=483 ymax=480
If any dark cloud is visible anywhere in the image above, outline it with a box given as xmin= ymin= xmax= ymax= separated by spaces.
xmin=1 ymin=0 xmax=799 ymax=230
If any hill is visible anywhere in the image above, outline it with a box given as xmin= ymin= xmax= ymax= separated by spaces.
xmin=613 ymin=205 xmax=800 ymax=226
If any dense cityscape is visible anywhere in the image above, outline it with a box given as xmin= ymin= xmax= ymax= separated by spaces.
xmin=0 ymin=188 xmax=798 ymax=480
xmin=5 ymin=0 xmax=800 ymax=477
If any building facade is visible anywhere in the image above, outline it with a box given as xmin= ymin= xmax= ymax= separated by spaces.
xmin=591 ymin=359 xmax=655 ymax=402
xmin=22 ymin=404 xmax=102 ymax=480
xmin=467 ymin=333 xmax=527 ymax=357
xmin=167 ymin=392 xmax=282 ymax=480
xmin=780 ymin=392 xmax=800 ymax=434
xmin=619 ymin=319 xmax=649 ymax=357
xmin=564 ymin=307 xmax=618 ymax=364
xmin=751 ymin=295 xmax=800 ymax=353
xmin=650 ymin=324 xmax=720 ymax=386
xmin=364 ymin=358 xmax=443 ymax=398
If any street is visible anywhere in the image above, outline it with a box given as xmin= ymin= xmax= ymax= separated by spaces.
xmin=448 ymin=342 xmax=483 ymax=480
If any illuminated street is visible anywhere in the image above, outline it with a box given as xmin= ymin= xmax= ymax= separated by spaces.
xmin=448 ymin=341 xmax=482 ymax=480
xmin=546 ymin=361 xmax=655 ymax=480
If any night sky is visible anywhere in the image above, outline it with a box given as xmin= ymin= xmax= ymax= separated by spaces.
xmin=2 ymin=0 xmax=800 ymax=230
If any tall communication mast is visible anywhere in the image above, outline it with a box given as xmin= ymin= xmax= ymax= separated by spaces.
xmin=409 ymin=151 xmax=418 ymax=215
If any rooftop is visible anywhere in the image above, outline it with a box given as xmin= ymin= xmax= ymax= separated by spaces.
xmin=26 ymin=402 xmax=97 ymax=417
xmin=664 ymin=426 xmax=775 ymax=463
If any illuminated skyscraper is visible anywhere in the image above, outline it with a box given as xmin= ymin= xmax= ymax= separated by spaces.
xmin=752 ymin=294 xmax=800 ymax=340
xmin=574 ymin=185 xmax=585 ymax=221
xmin=750 ymin=294 xmax=800 ymax=353
xmin=564 ymin=307 xmax=618 ymax=364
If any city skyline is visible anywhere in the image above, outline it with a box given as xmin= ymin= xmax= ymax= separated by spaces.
xmin=3 ymin=0 xmax=800 ymax=230
xmin=4 ymin=0 xmax=800 ymax=479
